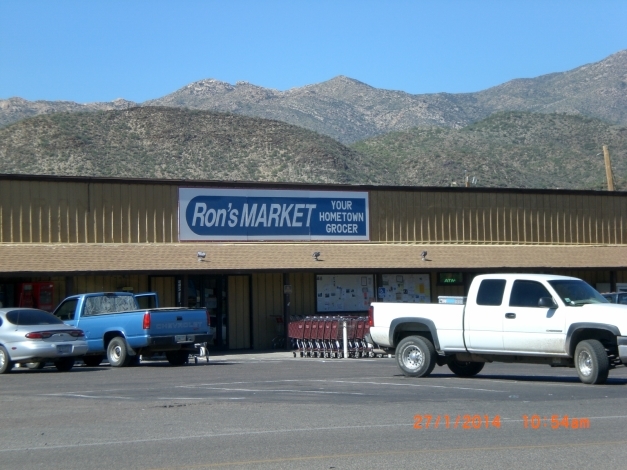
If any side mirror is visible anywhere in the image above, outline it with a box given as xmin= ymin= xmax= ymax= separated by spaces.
xmin=538 ymin=297 xmax=558 ymax=309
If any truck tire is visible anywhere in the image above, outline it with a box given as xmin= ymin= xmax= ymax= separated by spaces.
xmin=54 ymin=358 xmax=75 ymax=372
xmin=574 ymin=339 xmax=609 ymax=384
xmin=0 ymin=346 xmax=13 ymax=374
xmin=166 ymin=351 xmax=189 ymax=366
xmin=447 ymin=360 xmax=485 ymax=377
xmin=82 ymin=355 xmax=104 ymax=367
xmin=396 ymin=336 xmax=436 ymax=378
xmin=107 ymin=337 xmax=131 ymax=367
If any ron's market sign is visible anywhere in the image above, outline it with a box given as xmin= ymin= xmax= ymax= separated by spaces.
xmin=179 ymin=188 xmax=369 ymax=241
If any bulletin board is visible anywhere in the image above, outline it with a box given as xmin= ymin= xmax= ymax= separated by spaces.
xmin=377 ymin=274 xmax=431 ymax=303
xmin=316 ymin=274 xmax=375 ymax=312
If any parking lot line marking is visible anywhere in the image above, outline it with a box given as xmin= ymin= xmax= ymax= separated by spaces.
xmin=39 ymin=389 xmax=127 ymax=395
xmin=285 ymin=379 xmax=507 ymax=393
xmin=39 ymin=394 xmax=134 ymax=400
xmin=178 ymin=378 xmax=504 ymax=392
xmin=1 ymin=423 xmax=626 ymax=455
xmin=190 ymin=386 xmax=366 ymax=395
xmin=143 ymin=439 xmax=627 ymax=469
xmin=156 ymin=397 xmax=245 ymax=400
xmin=443 ymin=377 xmax=626 ymax=388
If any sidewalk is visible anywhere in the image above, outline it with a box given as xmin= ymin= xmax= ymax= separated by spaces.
xmin=204 ymin=349 xmax=295 ymax=361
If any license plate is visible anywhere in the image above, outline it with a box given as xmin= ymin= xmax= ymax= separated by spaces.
xmin=57 ymin=344 xmax=72 ymax=354
xmin=175 ymin=335 xmax=193 ymax=343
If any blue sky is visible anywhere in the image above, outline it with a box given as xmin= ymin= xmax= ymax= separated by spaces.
xmin=1 ymin=1 xmax=626 ymax=103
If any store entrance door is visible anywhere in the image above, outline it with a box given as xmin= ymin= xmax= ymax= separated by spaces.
xmin=185 ymin=275 xmax=227 ymax=349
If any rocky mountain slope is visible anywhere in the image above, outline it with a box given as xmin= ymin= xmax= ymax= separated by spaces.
xmin=1 ymin=107 xmax=624 ymax=190
xmin=2 ymin=50 xmax=626 ymax=143
xmin=0 ymin=107 xmax=377 ymax=184
xmin=352 ymin=112 xmax=627 ymax=190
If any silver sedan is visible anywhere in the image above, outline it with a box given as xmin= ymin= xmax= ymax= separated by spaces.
xmin=0 ymin=308 xmax=88 ymax=373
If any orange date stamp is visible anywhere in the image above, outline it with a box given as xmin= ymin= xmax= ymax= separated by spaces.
xmin=413 ymin=414 xmax=502 ymax=429
xmin=522 ymin=415 xmax=590 ymax=429
xmin=413 ymin=414 xmax=590 ymax=430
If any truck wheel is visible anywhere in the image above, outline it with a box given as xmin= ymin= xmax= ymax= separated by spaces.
xmin=574 ymin=339 xmax=609 ymax=384
xmin=396 ymin=336 xmax=436 ymax=378
xmin=107 ymin=337 xmax=131 ymax=367
xmin=54 ymin=358 xmax=75 ymax=372
xmin=0 ymin=346 xmax=13 ymax=374
xmin=166 ymin=351 xmax=189 ymax=366
xmin=26 ymin=361 xmax=47 ymax=370
xmin=447 ymin=360 xmax=485 ymax=377
xmin=83 ymin=355 xmax=104 ymax=367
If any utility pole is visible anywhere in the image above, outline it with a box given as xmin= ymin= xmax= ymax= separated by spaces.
xmin=603 ymin=145 xmax=615 ymax=191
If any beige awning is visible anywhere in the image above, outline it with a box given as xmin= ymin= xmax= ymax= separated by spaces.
xmin=0 ymin=243 xmax=625 ymax=275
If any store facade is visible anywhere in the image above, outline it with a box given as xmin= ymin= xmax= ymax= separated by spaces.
xmin=1 ymin=173 xmax=626 ymax=349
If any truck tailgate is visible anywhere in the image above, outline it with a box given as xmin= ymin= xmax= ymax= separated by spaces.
xmin=147 ymin=308 xmax=209 ymax=337
xmin=370 ymin=302 xmax=465 ymax=351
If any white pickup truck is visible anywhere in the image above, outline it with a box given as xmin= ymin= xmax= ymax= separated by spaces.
xmin=368 ymin=274 xmax=627 ymax=384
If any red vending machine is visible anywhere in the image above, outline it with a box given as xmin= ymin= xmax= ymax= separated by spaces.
xmin=17 ymin=282 xmax=54 ymax=312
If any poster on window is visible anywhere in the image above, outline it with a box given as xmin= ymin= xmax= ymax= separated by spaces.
xmin=316 ymin=274 xmax=375 ymax=312
xmin=377 ymin=274 xmax=431 ymax=303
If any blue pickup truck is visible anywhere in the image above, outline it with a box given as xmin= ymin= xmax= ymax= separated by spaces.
xmin=52 ymin=292 xmax=211 ymax=367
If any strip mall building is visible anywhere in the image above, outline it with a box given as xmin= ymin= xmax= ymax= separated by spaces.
xmin=1 ymin=173 xmax=626 ymax=350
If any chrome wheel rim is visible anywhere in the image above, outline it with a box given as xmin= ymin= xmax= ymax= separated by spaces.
xmin=110 ymin=345 xmax=123 ymax=362
xmin=0 ymin=350 xmax=5 ymax=369
xmin=402 ymin=345 xmax=424 ymax=370
xmin=578 ymin=350 xmax=593 ymax=377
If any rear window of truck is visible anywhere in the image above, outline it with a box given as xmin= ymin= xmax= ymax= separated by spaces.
xmin=83 ymin=294 xmax=138 ymax=316
xmin=476 ymin=279 xmax=506 ymax=306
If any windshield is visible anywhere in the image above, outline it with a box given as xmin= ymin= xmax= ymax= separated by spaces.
xmin=548 ymin=280 xmax=609 ymax=306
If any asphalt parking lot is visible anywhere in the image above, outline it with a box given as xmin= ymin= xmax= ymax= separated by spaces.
xmin=1 ymin=352 xmax=626 ymax=470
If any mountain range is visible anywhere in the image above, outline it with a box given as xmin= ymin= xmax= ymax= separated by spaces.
xmin=2 ymin=50 xmax=626 ymax=144
xmin=0 ymin=49 xmax=626 ymax=190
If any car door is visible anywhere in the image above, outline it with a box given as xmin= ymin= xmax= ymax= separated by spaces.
xmin=502 ymin=280 xmax=566 ymax=354
xmin=465 ymin=278 xmax=506 ymax=352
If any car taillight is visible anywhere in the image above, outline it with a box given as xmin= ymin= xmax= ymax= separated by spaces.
xmin=143 ymin=312 xmax=151 ymax=329
xmin=25 ymin=331 xmax=53 ymax=339
xmin=368 ymin=305 xmax=374 ymax=327
xmin=69 ymin=330 xmax=85 ymax=337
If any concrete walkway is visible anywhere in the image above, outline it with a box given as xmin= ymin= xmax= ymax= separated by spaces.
xmin=201 ymin=349 xmax=296 ymax=361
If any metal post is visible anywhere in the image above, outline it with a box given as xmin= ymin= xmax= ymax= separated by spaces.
xmin=603 ymin=145 xmax=615 ymax=191
xmin=283 ymin=273 xmax=290 ymax=351
xmin=343 ymin=320 xmax=348 ymax=359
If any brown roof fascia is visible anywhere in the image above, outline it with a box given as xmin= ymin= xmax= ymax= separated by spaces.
xmin=1 ymin=173 xmax=626 ymax=198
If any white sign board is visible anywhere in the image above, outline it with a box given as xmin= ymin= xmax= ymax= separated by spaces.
xmin=377 ymin=274 xmax=431 ymax=303
xmin=179 ymin=188 xmax=369 ymax=241
xmin=316 ymin=274 xmax=375 ymax=312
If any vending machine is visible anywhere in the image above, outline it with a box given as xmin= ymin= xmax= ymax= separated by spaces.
xmin=16 ymin=282 xmax=55 ymax=311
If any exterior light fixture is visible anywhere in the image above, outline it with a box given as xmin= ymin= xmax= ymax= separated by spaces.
xmin=312 ymin=251 xmax=321 ymax=261
xmin=421 ymin=251 xmax=428 ymax=261
xmin=197 ymin=251 xmax=206 ymax=262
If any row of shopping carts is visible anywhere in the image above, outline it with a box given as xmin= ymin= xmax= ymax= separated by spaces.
xmin=288 ymin=316 xmax=377 ymax=358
